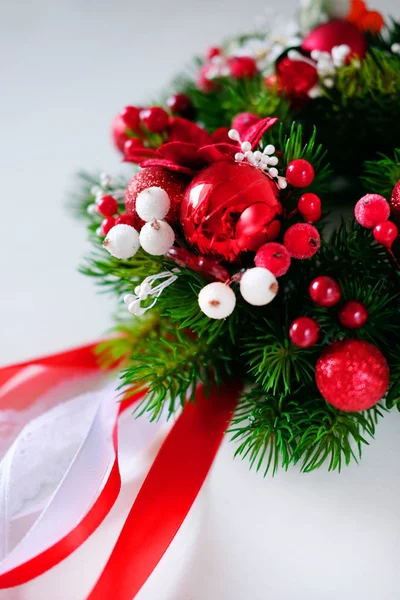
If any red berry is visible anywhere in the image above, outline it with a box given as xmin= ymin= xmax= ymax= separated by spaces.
xmin=254 ymin=242 xmax=291 ymax=277
xmin=284 ymin=223 xmax=321 ymax=259
xmin=289 ymin=317 xmax=320 ymax=348
xmin=206 ymin=46 xmax=222 ymax=60
xmin=120 ymin=106 xmax=141 ymax=131
xmin=309 ymin=276 xmax=341 ymax=307
xmin=298 ymin=192 xmax=322 ymax=223
xmin=338 ymin=301 xmax=368 ymax=329
xmin=373 ymin=220 xmax=398 ymax=249
xmin=124 ymin=138 xmax=145 ymax=158
xmin=167 ymin=94 xmax=194 ymax=119
xmin=111 ymin=115 xmax=129 ymax=153
xmin=140 ymin=107 xmax=169 ymax=133
xmin=229 ymin=56 xmax=258 ymax=79
xmin=115 ymin=213 xmax=138 ymax=228
xmin=286 ymin=159 xmax=315 ymax=188
xmin=354 ymin=194 xmax=390 ymax=228
xmin=97 ymin=195 xmax=118 ymax=217
xmin=101 ymin=217 xmax=116 ymax=236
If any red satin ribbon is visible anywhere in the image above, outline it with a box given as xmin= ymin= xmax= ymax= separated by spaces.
xmin=0 ymin=345 xmax=240 ymax=599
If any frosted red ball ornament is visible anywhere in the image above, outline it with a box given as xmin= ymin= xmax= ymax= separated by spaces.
xmin=289 ymin=317 xmax=320 ymax=348
xmin=315 ymin=339 xmax=389 ymax=412
xmin=354 ymin=194 xmax=390 ymax=228
xmin=180 ymin=162 xmax=282 ymax=261
xmin=309 ymin=276 xmax=341 ymax=307
xmin=255 ymin=242 xmax=291 ymax=277
xmin=373 ymin=221 xmax=398 ymax=249
xmin=390 ymin=180 xmax=400 ymax=224
xmin=302 ymin=19 xmax=367 ymax=59
xmin=125 ymin=167 xmax=187 ymax=227
xmin=284 ymin=223 xmax=321 ymax=259
xmin=338 ymin=301 xmax=368 ymax=329
xmin=286 ymin=160 xmax=315 ymax=188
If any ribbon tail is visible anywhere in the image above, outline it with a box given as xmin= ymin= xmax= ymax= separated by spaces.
xmin=88 ymin=381 xmax=242 ymax=600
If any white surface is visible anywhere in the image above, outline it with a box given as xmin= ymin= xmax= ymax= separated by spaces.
xmin=1 ymin=1 xmax=400 ymax=599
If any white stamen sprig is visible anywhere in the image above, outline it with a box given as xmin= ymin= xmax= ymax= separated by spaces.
xmin=123 ymin=270 xmax=180 ymax=316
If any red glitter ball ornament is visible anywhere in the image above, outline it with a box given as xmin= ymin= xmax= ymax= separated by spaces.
xmin=339 ymin=300 xmax=369 ymax=329
xmin=354 ymin=194 xmax=390 ymax=228
xmin=302 ymin=19 xmax=367 ymax=59
xmin=125 ymin=166 xmax=187 ymax=227
xmin=180 ymin=161 xmax=282 ymax=261
xmin=286 ymin=160 xmax=315 ymax=188
xmin=284 ymin=223 xmax=321 ymax=259
xmin=373 ymin=221 xmax=398 ymax=249
xmin=289 ymin=316 xmax=320 ymax=348
xmin=390 ymin=181 xmax=400 ymax=224
xmin=315 ymin=339 xmax=389 ymax=411
xmin=309 ymin=276 xmax=341 ymax=307
xmin=298 ymin=192 xmax=321 ymax=223
xmin=255 ymin=242 xmax=291 ymax=277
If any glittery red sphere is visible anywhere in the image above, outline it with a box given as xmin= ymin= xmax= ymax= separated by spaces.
xmin=180 ymin=162 xmax=282 ymax=261
xmin=125 ymin=167 xmax=187 ymax=227
xmin=390 ymin=181 xmax=400 ymax=224
xmin=309 ymin=276 xmax=341 ymax=307
xmin=354 ymin=194 xmax=390 ymax=229
xmin=255 ymin=242 xmax=291 ymax=277
xmin=286 ymin=160 xmax=315 ymax=188
xmin=302 ymin=19 xmax=367 ymax=59
xmin=289 ymin=317 xmax=320 ymax=348
xmin=316 ymin=339 xmax=389 ymax=412
xmin=339 ymin=301 xmax=369 ymax=329
xmin=284 ymin=223 xmax=321 ymax=259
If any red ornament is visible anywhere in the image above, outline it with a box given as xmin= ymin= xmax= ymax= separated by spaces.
xmin=284 ymin=223 xmax=321 ymax=259
xmin=115 ymin=213 xmax=138 ymax=228
xmin=111 ymin=115 xmax=130 ymax=153
xmin=373 ymin=221 xmax=398 ymax=249
xmin=206 ymin=46 xmax=222 ymax=60
xmin=123 ymin=138 xmax=145 ymax=159
xmin=339 ymin=300 xmax=368 ymax=329
xmin=286 ymin=160 xmax=315 ymax=188
xmin=101 ymin=217 xmax=116 ymax=236
xmin=229 ymin=57 xmax=258 ymax=79
xmin=354 ymin=194 xmax=390 ymax=229
xmin=315 ymin=339 xmax=389 ymax=411
xmin=390 ymin=181 xmax=400 ymax=224
xmin=289 ymin=317 xmax=320 ymax=348
xmin=180 ymin=162 xmax=282 ymax=261
xmin=111 ymin=106 xmax=142 ymax=153
xmin=276 ymin=57 xmax=318 ymax=99
xmin=255 ymin=242 xmax=291 ymax=277
xmin=302 ymin=19 xmax=367 ymax=59
xmin=298 ymin=193 xmax=322 ymax=223
xmin=125 ymin=167 xmax=187 ymax=227
xmin=97 ymin=195 xmax=118 ymax=217
xmin=232 ymin=113 xmax=261 ymax=139
xmin=167 ymin=94 xmax=194 ymax=119
xmin=140 ymin=107 xmax=169 ymax=133
xmin=309 ymin=276 xmax=341 ymax=307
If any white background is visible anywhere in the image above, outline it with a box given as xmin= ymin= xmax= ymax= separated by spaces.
xmin=1 ymin=1 xmax=400 ymax=599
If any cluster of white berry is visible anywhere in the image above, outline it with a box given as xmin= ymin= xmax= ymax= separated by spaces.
xmin=103 ymin=186 xmax=175 ymax=259
xmin=198 ymin=267 xmax=278 ymax=320
xmin=228 ymin=129 xmax=287 ymax=190
xmin=287 ymin=45 xmax=353 ymax=98
xmin=123 ymin=269 xmax=180 ymax=316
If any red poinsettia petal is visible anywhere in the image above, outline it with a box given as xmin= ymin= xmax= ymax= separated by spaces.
xmin=140 ymin=158 xmax=196 ymax=176
xmin=197 ymin=143 xmax=238 ymax=164
xmin=244 ymin=117 xmax=279 ymax=149
xmin=159 ymin=141 xmax=206 ymax=169
xmin=122 ymin=148 xmax=159 ymax=163
xmin=167 ymin=116 xmax=212 ymax=147
xmin=211 ymin=127 xmax=232 ymax=144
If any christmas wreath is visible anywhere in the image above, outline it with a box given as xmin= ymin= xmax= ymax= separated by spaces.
xmin=73 ymin=0 xmax=400 ymax=475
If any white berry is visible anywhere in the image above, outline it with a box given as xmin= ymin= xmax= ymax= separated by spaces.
xmin=139 ymin=220 xmax=175 ymax=255
xmin=240 ymin=267 xmax=278 ymax=306
xmin=103 ymin=224 xmax=140 ymax=259
xmin=136 ymin=186 xmax=171 ymax=222
xmin=198 ymin=282 xmax=236 ymax=320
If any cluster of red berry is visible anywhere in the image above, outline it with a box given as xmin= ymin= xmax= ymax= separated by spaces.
xmin=354 ymin=193 xmax=398 ymax=250
xmin=112 ymin=95 xmax=194 ymax=159
xmin=289 ymin=276 xmax=369 ymax=348
xmin=96 ymin=195 xmax=137 ymax=236
xmin=197 ymin=46 xmax=258 ymax=93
